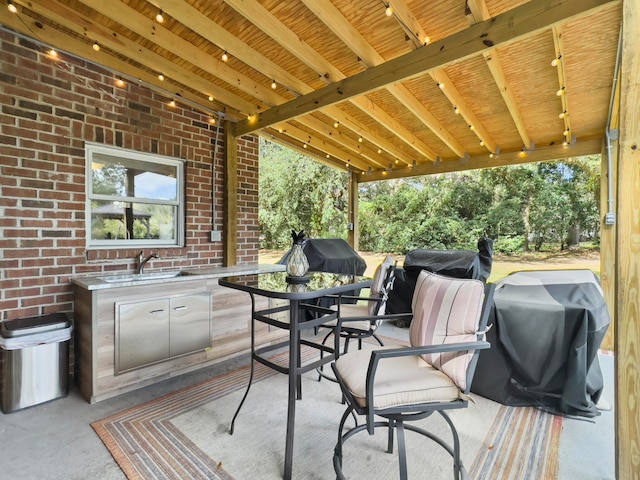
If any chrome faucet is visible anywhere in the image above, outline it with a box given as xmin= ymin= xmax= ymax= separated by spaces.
xmin=137 ymin=251 xmax=159 ymax=274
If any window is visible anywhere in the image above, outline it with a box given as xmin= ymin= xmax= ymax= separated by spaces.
xmin=85 ymin=143 xmax=185 ymax=248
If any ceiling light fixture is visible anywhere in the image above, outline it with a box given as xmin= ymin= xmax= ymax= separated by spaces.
xmin=8 ymin=1 xmax=17 ymax=13
xmin=155 ymin=8 xmax=164 ymax=24
xmin=221 ymin=51 xmax=228 ymax=62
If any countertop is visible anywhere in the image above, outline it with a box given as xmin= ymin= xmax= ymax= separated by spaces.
xmin=71 ymin=264 xmax=285 ymax=290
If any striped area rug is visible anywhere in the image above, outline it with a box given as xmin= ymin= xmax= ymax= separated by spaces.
xmin=92 ymin=349 xmax=562 ymax=480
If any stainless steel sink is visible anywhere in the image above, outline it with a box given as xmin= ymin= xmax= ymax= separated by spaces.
xmin=99 ymin=271 xmax=185 ymax=283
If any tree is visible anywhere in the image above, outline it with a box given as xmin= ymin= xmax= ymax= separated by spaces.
xmin=258 ymin=139 xmax=348 ymax=249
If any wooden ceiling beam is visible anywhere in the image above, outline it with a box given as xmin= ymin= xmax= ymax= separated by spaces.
xmin=17 ymin=0 xmax=256 ymax=115
xmin=388 ymin=0 xmax=502 ymax=156
xmin=294 ymin=117 xmax=390 ymax=169
xmin=222 ymin=0 xmax=345 ymax=84
xmin=267 ymin=123 xmax=372 ymax=171
xmin=362 ymin=136 xmax=602 ymax=182
xmin=157 ymin=0 xmax=312 ymax=96
xmin=303 ymin=0 xmax=463 ymax=159
xmin=552 ymin=25 xmax=574 ymax=146
xmin=467 ymin=0 xmax=532 ymax=148
xmin=1 ymin=8 xmax=246 ymax=119
xmin=386 ymin=0 xmax=429 ymax=48
xmin=77 ymin=0 xmax=275 ymax=115
xmin=233 ymin=0 xmax=615 ymax=137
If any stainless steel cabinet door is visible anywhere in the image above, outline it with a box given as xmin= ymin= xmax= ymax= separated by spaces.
xmin=116 ymin=299 xmax=170 ymax=373
xmin=169 ymin=293 xmax=212 ymax=357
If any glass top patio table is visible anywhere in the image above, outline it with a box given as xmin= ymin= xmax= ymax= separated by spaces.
xmin=219 ymin=271 xmax=371 ymax=480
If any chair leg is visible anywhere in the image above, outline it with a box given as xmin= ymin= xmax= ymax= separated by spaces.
xmin=440 ymin=411 xmax=462 ymax=480
xmin=386 ymin=419 xmax=395 ymax=453
xmin=372 ymin=333 xmax=385 ymax=346
xmin=395 ymin=420 xmax=408 ymax=480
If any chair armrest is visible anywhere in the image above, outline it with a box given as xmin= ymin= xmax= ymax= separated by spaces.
xmin=363 ymin=340 xmax=490 ymax=432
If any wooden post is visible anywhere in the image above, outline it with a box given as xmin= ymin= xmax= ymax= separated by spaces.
xmin=223 ymin=120 xmax=238 ymax=267
xmin=615 ymin=0 xmax=640 ymax=476
xmin=347 ymin=170 xmax=359 ymax=251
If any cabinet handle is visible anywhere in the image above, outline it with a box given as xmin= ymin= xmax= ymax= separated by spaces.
xmin=149 ymin=309 xmax=166 ymax=314
xmin=173 ymin=306 xmax=188 ymax=311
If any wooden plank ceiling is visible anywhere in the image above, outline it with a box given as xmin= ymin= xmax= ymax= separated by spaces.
xmin=2 ymin=0 xmax=622 ymax=179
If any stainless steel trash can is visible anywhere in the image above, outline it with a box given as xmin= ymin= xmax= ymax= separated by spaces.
xmin=0 ymin=313 xmax=72 ymax=413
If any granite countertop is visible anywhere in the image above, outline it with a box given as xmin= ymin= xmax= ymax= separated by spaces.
xmin=71 ymin=264 xmax=285 ymax=290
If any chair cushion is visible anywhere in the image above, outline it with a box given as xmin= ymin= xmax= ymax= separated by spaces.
xmin=325 ymin=303 xmax=372 ymax=332
xmin=409 ymin=271 xmax=484 ymax=391
xmin=335 ymin=347 xmax=461 ymax=409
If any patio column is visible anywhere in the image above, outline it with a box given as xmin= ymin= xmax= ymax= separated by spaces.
xmin=224 ymin=120 xmax=238 ymax=267
xmin=615 ymin=0 xmax=640 ymax=476
xmin=347 ymin=170 xmax=359 ymax=251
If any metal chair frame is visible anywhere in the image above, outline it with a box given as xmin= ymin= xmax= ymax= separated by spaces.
xmin=331 ymin=281 xmax=495 ymax=480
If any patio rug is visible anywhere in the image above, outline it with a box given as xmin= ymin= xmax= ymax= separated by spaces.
xmin=92 ymin=345 xmax=562 ymax=480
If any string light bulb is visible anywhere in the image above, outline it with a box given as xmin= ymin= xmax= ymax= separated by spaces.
xmin=326 ymin=154 xmax=330 ymax=159
xmin=454 ymin=106 xmax=460 ymax=114
xmin=271 ymin=79 xmax=277 ymax=89
xmin=8 ymin=1 xmax=17 ymax=13
xmin=115 ymin=78 xmax=125 ymax=87
xmin=358 ymin=136 xmax=363 ymax=143
xmin=155 ymin=8 xmax=164 ymax=24
xmin=480 ymin=140 xmax=484 ymax=146
xmin=168 ymin=99 xmax=176 ymax=107
xmin=333 ymin=121 xmax=339 ymax=128
xmin=303 ymin=143 xmax=307 ymax=149
xmin=49 ymin=49 xmax=58 ymax=58
xmin=556 ymin=87 xmax=566 ymax=96
xmin=92 ymin=42 xmax=100 ymax=52
xmin=208 ymin=95 xmax=214 ymax=102
xmin=209 ymin=117 xmax=216 ymax=125
xmin=437 ymin=82 xmax=444 ymax=90
xmin=559 ymin=111 xmax=568 ymax=119
xmin=221 ymin=51 xmax=228 ymax=62
xmin=158 ymin=73 xmax=165 ymax=81
xmin=377 ymin=148 xmax=382 ymax=154
xmin=551 ymin=55 xmax=561 ymax=67
xmin=385 ymin=5 xmax=393 ymax=17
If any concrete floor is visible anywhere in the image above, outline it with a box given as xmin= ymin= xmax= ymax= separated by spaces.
xmin=0 ymin=323 xmax=614 ymax=480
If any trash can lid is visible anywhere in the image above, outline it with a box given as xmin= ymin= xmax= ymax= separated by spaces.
xmin=1 ymin=313 xmax=71 ymax=338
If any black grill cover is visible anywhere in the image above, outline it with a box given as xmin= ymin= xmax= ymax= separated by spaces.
xmin=387 ymin=238 xmax=493 ymax=315
xmin=471 ymin=269 xmax=609 ymax=417
xmin=279 ymin=238 xmax=366 ymax=275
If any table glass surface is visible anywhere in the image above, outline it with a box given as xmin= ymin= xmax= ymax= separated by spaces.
xmin=219 ymin=271 xmax=370 ymax=299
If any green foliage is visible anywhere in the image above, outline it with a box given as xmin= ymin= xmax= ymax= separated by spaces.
xmin=258 ymin=138 xmax=601 ymax=255
xmin=258 ymin=139 xmax=348 ymax=249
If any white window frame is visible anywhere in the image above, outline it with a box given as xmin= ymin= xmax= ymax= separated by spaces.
xmin=85 ymin=142 xmax=185 ymax=249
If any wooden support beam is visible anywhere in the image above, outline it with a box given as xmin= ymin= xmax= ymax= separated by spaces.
xmin=223 ymin=121 xmax=238 ymax=267
xmin=233 ymin=0 xmax=616 ymax=136
xmin=347 ymin=171 xmax=359 ymax=250
xmin=615 ymin=0 xmax=640 ymax=476
xmin=599 ymin=138 xmax=616 ymax=352
xmin=360 ymin=136 xmax=602 ymax=182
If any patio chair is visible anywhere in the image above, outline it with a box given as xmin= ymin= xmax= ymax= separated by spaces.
xmin=316 ymin=256 xmax=396 ymax=380
xmin=331 ymin=270 xmax=495 ymax=480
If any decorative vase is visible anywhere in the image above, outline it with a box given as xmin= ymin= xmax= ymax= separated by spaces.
xmin=286 ymin=230 xmax=309 ymax=282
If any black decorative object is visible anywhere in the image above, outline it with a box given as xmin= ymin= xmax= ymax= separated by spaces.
xmin=285 ymin=229 xmax=309 ymax=283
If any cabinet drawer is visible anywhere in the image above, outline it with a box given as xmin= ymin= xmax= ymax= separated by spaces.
xmin=169 ymin=293 xmax=212 ymax=357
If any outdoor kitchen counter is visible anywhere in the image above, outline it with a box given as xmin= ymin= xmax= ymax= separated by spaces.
xmin=72 ymin=263 xmax=288 ymax=403
xmin=71 ymin=263 xmax=285 ymax=290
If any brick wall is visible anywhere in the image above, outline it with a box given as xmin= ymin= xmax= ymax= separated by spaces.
xmin=0 ymin=31 xmax=259 ymax=322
